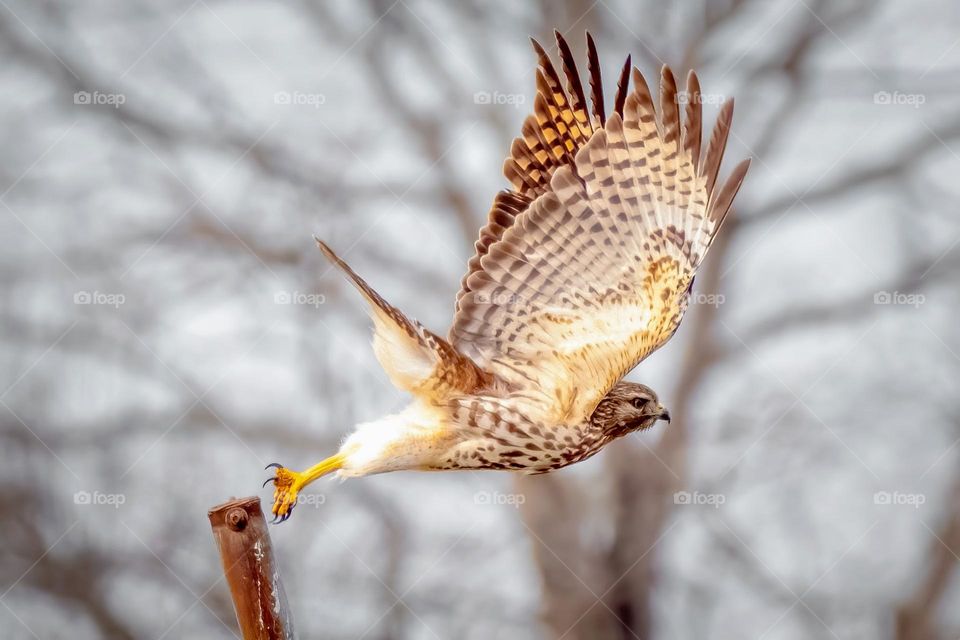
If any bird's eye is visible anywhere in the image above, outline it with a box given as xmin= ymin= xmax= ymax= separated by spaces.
xmin=631 ymin=397 xmax=647 ymax=410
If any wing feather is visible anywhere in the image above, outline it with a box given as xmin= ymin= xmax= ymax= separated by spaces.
xmin=701 ymin=99 xmax=734 ymax=199
xmin=612 ymin=54 xmax=632 ymax=117
xmin=555 ymin=31 xmax=594 ymax=142
xmin=682 ymin=70 xmax=702 ymax=169
xmin=586 ymin=33 xmax=605 ymax=127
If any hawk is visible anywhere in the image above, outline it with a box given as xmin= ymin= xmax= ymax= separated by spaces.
xmin=265 ymin=31 xmax=749 ymax=522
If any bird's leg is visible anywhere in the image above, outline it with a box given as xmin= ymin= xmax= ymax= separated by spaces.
xmin=263 ymin=453 xmax=346 ymax=523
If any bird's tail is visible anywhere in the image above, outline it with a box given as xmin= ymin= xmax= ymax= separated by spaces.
xmin=314 ymin=238 xmax=492 ymax=398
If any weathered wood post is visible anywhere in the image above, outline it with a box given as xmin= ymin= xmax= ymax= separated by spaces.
xmin=208 ymin=496 xmax=296 ymax=640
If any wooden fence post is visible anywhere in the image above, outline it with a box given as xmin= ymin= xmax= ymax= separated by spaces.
xmin=208 ymin=496 xmax=296 ymax=640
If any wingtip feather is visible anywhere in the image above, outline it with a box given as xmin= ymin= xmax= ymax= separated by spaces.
xmin=613 ymin=54 xmax=631 ymax=117
xmin=709 ymin=157 xmax=751 ymax=226
xmin=314 ymin=236 xmax=339 ymax=264
xmin=682 ymin=69 xmax=702 ymax=165
xmin=586 ymin=31 xmax=605 ymax=126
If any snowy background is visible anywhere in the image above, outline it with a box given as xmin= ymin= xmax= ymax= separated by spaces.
xmin=1 ymin=1 xmax=959 ymax=638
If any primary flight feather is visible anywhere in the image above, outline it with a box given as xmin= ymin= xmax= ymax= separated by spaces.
xmin=265 ymin=31 xmax=749 ymax=523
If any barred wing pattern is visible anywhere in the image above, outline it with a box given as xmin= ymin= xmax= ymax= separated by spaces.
xmin=450 ymin=35 xmax=749 ymax=426
xmin=455 ymin=33 xmax=631 ymax=314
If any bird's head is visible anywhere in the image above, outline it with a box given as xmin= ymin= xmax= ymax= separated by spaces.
xmin=590 ymin=381 xmax=671 ymax=439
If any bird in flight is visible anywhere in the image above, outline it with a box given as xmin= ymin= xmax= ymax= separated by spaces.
xmin=265 ymin=31 xmax=749 ymax=522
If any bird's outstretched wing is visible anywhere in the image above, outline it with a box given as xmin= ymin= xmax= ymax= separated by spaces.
xmin=449 ymin=32 xmax=750 ymax=426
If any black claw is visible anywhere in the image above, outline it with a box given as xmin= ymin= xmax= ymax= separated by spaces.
xmin=262 ymin=477 xmax=276 ymax=488
xmin=269 ymin=504 xmax=295 ymax=525
xmin=265 ymin=462 xmax=283 ymax=470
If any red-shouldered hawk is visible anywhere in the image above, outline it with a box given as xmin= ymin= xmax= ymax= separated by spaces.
xmin=265 ymin=31 xmax=749 ymax=523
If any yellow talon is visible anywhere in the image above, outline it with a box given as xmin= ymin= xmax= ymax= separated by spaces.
xmin=270 ymin=467 xmax=304 ymax=520
xmin=264 ymin=453 xmax=347 ymax=523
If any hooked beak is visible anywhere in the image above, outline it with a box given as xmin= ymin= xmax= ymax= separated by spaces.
xmin=657 ymin=406 xmax=671 ymax=423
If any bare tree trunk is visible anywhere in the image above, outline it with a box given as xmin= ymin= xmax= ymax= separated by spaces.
xmin=895 ymin=479 xmax=960 ymax=640
xmin=517 ymin=473 xmax=621 ymax=640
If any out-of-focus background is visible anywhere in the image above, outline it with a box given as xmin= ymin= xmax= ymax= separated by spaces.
xmin=2 ymin=0 xmax=959 ymax=638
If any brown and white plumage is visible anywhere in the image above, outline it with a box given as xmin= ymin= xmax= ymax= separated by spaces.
xmin=265 ymin=31 xmax=749 ymax=523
